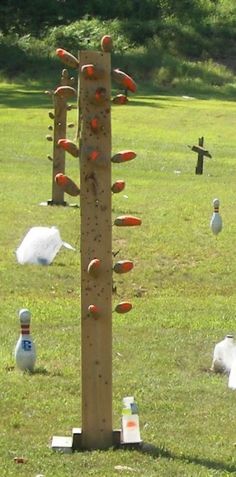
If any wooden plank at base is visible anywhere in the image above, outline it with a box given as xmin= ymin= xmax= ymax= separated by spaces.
xmin=72 ymin=427 xmax=82 ymax=450
xmin=51 ymin=436 xmax=73 ymax=453
xmin=112 ymin=429 xmax=121 ymax=446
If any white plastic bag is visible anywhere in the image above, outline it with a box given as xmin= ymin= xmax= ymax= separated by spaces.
xmin=16 ymin=226 xmax=75 ymax=265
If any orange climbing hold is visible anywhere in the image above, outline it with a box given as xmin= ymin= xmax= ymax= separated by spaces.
xmin=112 ymin=94 xmax=128 ymax=105
xmin=113 ymin=260 xmax=134 ymax=274
xmin=111 ymin=180 xmax=125 ymax=193
xmin=93 ymin=87 xmax=107 ymax=104
xmin=56 ymin=49 xmax=79 ymax=69
xmin=88 ymin=149 xmax=101 ymax=161
xmin=115 ymin=302 xmax=132 ymax=314
xmin=90 ymin=116 xmax=100 ymax=132
xmin=87 ymin=258 xmax=101 ymax=277
xmin=54 ymin=86 xmax=77 ymax=99
xmin=58 ymin=139 xmax=79 ymax=158
xmin=112 ymin=69 xmax=137 ymax=93
xmin=114 ymin=215 xmax=142 ymax=227
xmin=88 ymin=304 xmax=100 ymax=319
xmin=82 ymin=64 xmax=104 ymax=80
xmin=101 ymin=35 xmax=113 ymax=52
xmin=111 ymin=150 xmax=136 ymax=163
xmin=55 ymin=173 xmax=80 ymax=196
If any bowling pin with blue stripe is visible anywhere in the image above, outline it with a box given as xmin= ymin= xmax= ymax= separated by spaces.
xmin=14 ymin=308 xmax=36 ymax=372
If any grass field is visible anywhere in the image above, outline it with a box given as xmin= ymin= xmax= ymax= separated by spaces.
xmin=1 ymin=80 xmax=236 ymax=476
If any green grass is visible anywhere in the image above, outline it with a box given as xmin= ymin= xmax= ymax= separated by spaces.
xmin=2 ymin=81 xmax=236 ymax=476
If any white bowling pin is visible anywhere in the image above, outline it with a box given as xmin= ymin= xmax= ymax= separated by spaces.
xmin=210 ymin=198 xmax=222 ymax=235
xmin=14 ymin=308 xmax=36 ymax=372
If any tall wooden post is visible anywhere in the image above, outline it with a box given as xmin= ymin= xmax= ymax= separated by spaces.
xmin=79 ymin=51 xmax=113 ymax=449
xmin=51 ymin=41 xmax=140 ymax=453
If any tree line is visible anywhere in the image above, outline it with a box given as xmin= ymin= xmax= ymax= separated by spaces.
xmin=0 ymin=0 xmax=220 ymax=36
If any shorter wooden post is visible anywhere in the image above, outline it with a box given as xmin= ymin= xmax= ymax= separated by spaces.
xmin=50 ymin=70 xmax=70 ymax=205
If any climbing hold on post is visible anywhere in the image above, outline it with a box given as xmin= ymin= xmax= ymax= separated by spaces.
xmin=111 ymin=180 xmax=125 ymax=193
xmin=112 ymin=69 xmax=137 ymax=93
xmin=101 ymin=35 xmax=113 ymax=53
xmin=87 ymin=258 xmax=101 ymax=278
xmin=82 ymin=64 xmax=104 ymax=80
xmin=54 ymin=86 xmax=77 ymax=99
xmin=88 ymin=304 xmax=100 ymax=319
xmin=114 ymin=215 xmax=142 ymax=226
xmin=113 ymin=260 xmax=134 ymax=274
xmin=115 ymin=302 xmax=132 ymax=314
xmin=91 ymin=87 xmax=107 ymax=105
xmin=56 ymin=48 xmax=80 ymax=69
xmin=58 ymin=139 xmax=79 ymax=158
xmin=111 ymin=150 xmax=136 ymax=163
xmin=112 ymin=94 xmax=128 ymax=105
xmin=55 ymin=173 xmax=80 ymax=196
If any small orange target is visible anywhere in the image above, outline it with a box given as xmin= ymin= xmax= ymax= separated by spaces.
xmin=89 ymin=150 xmax=100 ymax=161
xmin=111 ymin=150 xmax=136 ymax=163
xmin=111 ymin=180 xmax=125 ymax=193
xmin=93 ymin=87 xmax=107 ymax=104
xmin=114 ymin=215 xmax=142 ymax=226
xmin=87 ymin=258 xmax=101 ymax=277
xmin=101 ymin=35 xmax=113 ymax=52
xmin=58 ymin=139 xmax=79 ymax=158
xmin=115 ymin=302 xmax=132 ymax=314
xmin=90 ymin=116 xmax=100 ymax=132
xmin=113 ymin=260 xmax=134 ymax=274
xmin=126 ymin=420 xmax=137 ymax=428
xmin=56 ymin=48 xmax=79 ymax=69
xmin=88 ymin=304 xmax=100 ymax=319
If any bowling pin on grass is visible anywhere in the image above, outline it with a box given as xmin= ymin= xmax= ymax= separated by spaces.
xmin=210 ymin=198 xmax=223 ymax=235
xmin=14 ymin=309 xmax=36 ymax=372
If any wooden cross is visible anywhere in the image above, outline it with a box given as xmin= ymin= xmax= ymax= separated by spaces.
xmin=188 ymin=137 xmax=212 ymax=174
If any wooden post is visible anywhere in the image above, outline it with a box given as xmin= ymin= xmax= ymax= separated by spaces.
xmin=50 ymin=43 xmax=140 ymax=453
xmin=78 ymin=50 xmax=113 ymax=450
xmin=49 ymin=70 xmax=70 ymax=205
xmin=195 ymin=136 xmax=204 ymax=175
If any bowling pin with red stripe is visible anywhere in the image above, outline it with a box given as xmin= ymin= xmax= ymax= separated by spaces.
xmin=14 ymin=309 xmax=36 ymax=372
xmin=210 ymin=198 xmax=223 ymax=235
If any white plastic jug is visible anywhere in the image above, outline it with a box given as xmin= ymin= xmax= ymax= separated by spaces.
xmin=121 ymin=396 xmax=141 ymax=444
xmin=211 ymin=335 xmax=236 ymax=374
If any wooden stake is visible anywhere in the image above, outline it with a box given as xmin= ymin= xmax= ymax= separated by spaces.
xmin=195 ymin=136 xmax=204 ymax=175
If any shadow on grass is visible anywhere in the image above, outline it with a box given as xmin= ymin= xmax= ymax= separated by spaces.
xmin=5 ymin=365 xmax=64 ymax=376
xmin=32 ymin=366 xmax=50 ymax=375
xmin=0 ymin=83 xmax=236 ymax=109
xmin=138 ymin=441 xmax=236 ymax=474
xmin=0 ymin=87 xmax=71 ymax=109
